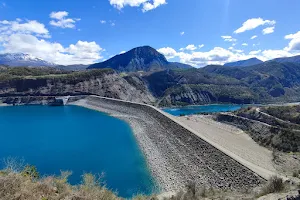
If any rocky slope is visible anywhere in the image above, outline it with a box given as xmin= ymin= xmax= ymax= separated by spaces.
xmin=0 ymin=67 xmax=155 ymax=104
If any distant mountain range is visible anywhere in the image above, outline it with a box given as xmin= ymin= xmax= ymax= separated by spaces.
xmin=0 ymin=53 xmax=55 ymax=67
xmin=270 ymin=55 xmax=300 ymax=64
xmin=224 ymin=55 xmax=300 ymax=67
xmin=224 ymin=58 xmax=264 ymax=67
xmin=88 ymin=46 xmax=192 ymax=72
xmin=1 ymin=47 xmax=300 ymax=72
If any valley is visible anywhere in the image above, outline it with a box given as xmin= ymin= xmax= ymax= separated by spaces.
xmin=1 ymin=46 xmax=300 ymax=199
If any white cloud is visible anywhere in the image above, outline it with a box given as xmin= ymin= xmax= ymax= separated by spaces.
xmin=159 ymin=46 xmax=253 ymax=67
xmin=2 ymin=34 xmax=103 ymax=65
xmin=120 ymin=50 xmax=126 ymax=54
xmin=249 ymin=50 xmax=261 ymax=55
xmin=198 ymin=44 xmax=204 ymax=48
xmin=242 ymin=43 xmax=248 ymax=46
xmin=180 ymin=44 xmax=197 ymax=51
xmin=0 ymin=18 xmax=104 ymax=65
xmin=221 ymin=35 xmax=237 ymax=42
xmin=261 ymin=50 xmax=293 ymax=60
xmin=262 ymin=27 xmax=275 ymax=35
xmin=109 ymin=0 xmax=167 ymax=12
xmin=284 ymin=31 xmax=300 ymax=51
xmin=50 ymin=11 xmax=68 ymax=20
xmin=49 ymin=11 xmax=80 ymax=29
xmin=180 ymin=31 xmax=185 ymax=36
xmin=100 ymin=20 xmax=107 ymax=24
xmin=251 ymin=35 xmax=257 ymax=39
xmin=157 ymin=47 xmax=177 ymax=59
xmin=0 ymin=19 xmax=50 ymax=38
xmin=111 ymin=22 xmax=116 ymax=26
xmin=234 ymin=18 xmax=276 ymax=34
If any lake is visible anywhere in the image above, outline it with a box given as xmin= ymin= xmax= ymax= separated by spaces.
xmin=0 ymin=105 xmax=156 ymax=197
xmin=163 ymin=104 xmax=243 ymax=116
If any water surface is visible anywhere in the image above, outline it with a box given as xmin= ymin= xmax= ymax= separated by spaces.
xmin=163 ymin=104 xmax=243 ymax=116
xmin=0 ymin=105 xmax=155 ymax=197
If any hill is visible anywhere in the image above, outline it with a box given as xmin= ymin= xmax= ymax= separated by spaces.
xmin=271 ymin=55 xmax=300 ymax=64
xmin=0 ymin=67 xmax=155 ymax=104
xmin=88 ymin=46 xmax=192 ymax=72
xmin=224 ymin=58 xmax=263 ymax=67
xmin=0 ymin=53 xmax=55 ymax=67
xmin=144 ymin=62 xmax=300 ymax=106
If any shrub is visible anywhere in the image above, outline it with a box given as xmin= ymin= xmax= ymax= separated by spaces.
xmin=259 ymin=176 xmax=285 ymax=196
xmin=21 ymin=165 xmax=40 ymax=179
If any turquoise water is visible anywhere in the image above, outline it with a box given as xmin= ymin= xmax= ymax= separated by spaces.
xmin=163 ymin=104 xmax=243 ymax=116
xmin=0 ymin=105 xmax=156 ymax=197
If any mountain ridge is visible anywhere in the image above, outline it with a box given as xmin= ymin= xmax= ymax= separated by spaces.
xmin=224 ymin=58 xmax=264 ymax=67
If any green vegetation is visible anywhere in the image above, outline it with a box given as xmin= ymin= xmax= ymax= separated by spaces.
xmin=261 ymin=105 xmax=300 ymax=124
xmin=0 ymin=67 xmax=114 ymax=82
xmin=145 ymin=62 xmax=300 ymax=106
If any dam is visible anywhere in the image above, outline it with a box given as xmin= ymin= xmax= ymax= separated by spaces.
xmin=72 ymin=95 xmax=265 ymax=192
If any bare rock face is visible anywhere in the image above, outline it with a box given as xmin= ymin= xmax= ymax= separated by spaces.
xmin=0 ymin=71 xmax=155 ymax=104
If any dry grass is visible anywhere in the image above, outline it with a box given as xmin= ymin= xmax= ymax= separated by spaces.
xmin=258 ymin=176 xmax=285 ymax=197
xmin=0 ymin=160 xmax=297 ymax=200
xmin=0 ymin=169 xmax=120 ymax=200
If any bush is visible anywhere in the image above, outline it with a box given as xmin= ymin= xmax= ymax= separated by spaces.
xmin=21 ymin=165 xmax=40 ymax=179
xmin=259 ymin=176 xmax=285 ymax=196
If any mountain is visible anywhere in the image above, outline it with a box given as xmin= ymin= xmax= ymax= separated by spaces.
xmin=224 ymin=58 xmax=263 ymax=67
xmin=0 ymin=53 xmax=55 ymax=67
xmin=144 ymin=62 xmax=300 ymax=106
xmin=270 ymin=55 xmax=300 ymax=64
xmin=88 ymin=46 xmax=193 ymax=72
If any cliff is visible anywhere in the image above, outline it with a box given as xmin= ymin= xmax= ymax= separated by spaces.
xmin=0 ymin=68 xmax=155 ymax=104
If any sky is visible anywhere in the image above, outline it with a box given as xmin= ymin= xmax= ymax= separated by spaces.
xmin=0 ymin=0 xmax=300 ymax=66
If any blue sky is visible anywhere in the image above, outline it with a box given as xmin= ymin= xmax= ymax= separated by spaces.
xmin=0 ymin=0 xmax=300 ymax=66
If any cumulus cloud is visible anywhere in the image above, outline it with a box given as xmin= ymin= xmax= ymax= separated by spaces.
xmin=157 ymin=47 xmax=177 ymax=59
xmin=249 ymin=50 xmax=261 ymax=55
xmin=251 ymin=35 xmax=257 ymax=39
xmin=180 ymin=31 xmax=185 ymax=36
xmin=100 ymin=20 xmax=107 ymax=24
xmin=242 ymin=43 xmax=248 ymax=46
xmin=284 ymin=31 xmax=300 ymax=51
xmin=180 ymin=44 xmax=197 ymax=51
xmin=0 ymin=18 xmax=104 ymax=65
xmin=261 ymin=49 xmax=293 ymax=60
xmin=234 ymin=18 xmax=276 ymax=34
xmin=221 ymin=35 xmax=237 ymax=42
xmin=262 ymin=27 xmax=275 ymax=35
xmin=198 ymin=44 xmax=204 ymax=48
xmin=158 ymin=46 xmax=254 ymax=67
xmin=49 ymin=11 xmax=80 ymax=29
xmin=109 ymin=0 xmax=167 ymax=12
